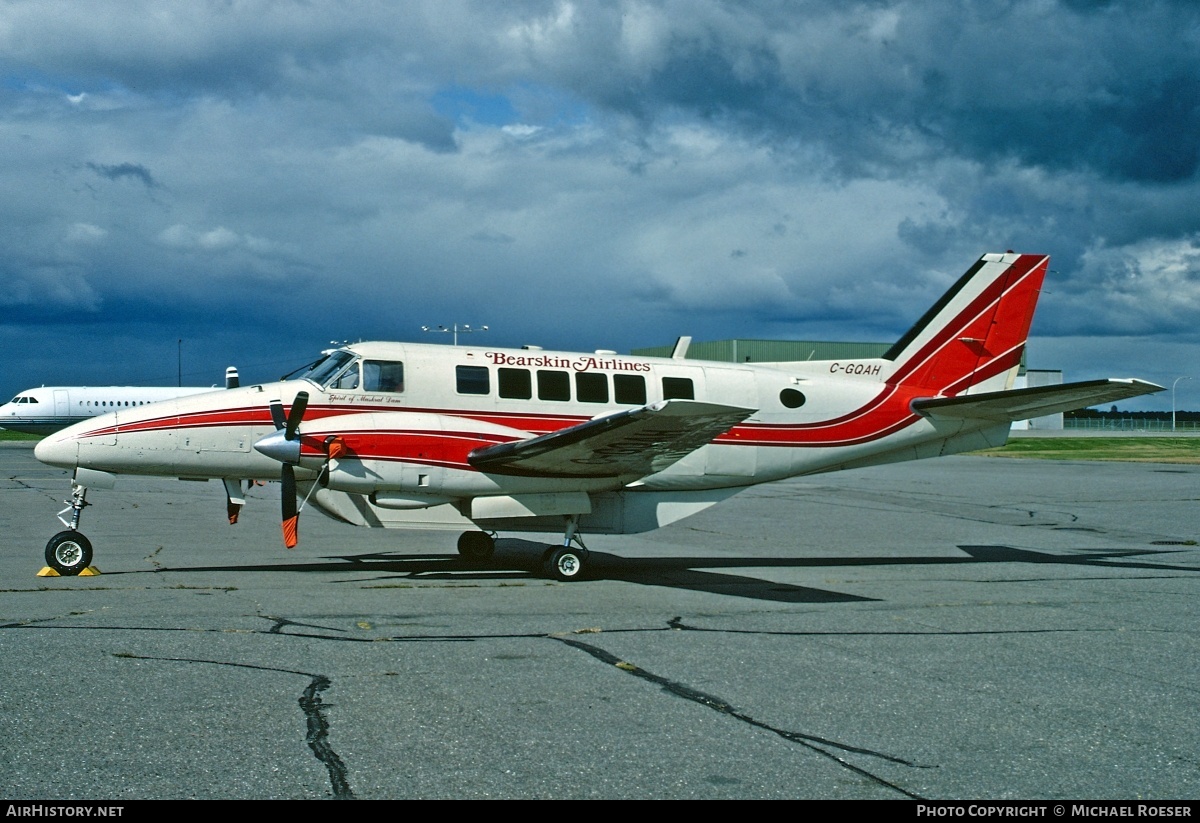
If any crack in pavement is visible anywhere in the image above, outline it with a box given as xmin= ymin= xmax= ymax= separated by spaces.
xmin=116 ymin=653 xmax=355 ymax=800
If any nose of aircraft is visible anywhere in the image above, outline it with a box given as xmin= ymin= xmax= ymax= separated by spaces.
xmin=34 ymin=429 xmax=78 ymax=468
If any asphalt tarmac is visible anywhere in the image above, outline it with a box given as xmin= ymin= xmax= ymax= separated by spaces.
xmin=1 ymin=441 xmax=1197 ymax=801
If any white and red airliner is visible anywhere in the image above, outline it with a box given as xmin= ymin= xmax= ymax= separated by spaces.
xmin=33 ymin=252 xmax=1162 ymax=580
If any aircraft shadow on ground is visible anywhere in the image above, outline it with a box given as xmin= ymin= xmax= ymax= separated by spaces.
xmin=102 ymin=539 xmax=1198 ymax=605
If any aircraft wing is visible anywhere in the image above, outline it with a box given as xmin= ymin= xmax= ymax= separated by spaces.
xmin=468 ymin=399 xmax=756 ymax=478
xmin=911 ymin=378 xmax=1165 ymax=422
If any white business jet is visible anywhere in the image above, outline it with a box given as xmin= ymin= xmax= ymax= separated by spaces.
xmin=33 ymin=253 xmax=1163 ymax=580
xmin=2 ymin=368 xmax=241 ymax=435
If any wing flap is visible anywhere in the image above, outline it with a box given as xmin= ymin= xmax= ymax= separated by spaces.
xmin=912 ymin=378 xmax=1164 ymax=422
xmin=468 ymin=400 xmax=756 ymax=478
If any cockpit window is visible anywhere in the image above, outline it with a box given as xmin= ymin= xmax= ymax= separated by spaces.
xmin=330 ymin=365 xmax=360 ymax=390
xmin=299 ymin=351 xmax=358 ymax=388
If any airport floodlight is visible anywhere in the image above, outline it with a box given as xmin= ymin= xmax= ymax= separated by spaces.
xmin=1172 ymin=376 xmax=1191 ymax=431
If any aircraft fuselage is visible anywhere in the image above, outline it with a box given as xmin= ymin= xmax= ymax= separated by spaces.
xmin=36 ymin=340 xmax=955 ymax=491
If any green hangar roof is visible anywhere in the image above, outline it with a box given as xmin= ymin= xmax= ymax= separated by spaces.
xmin=630 ymin=339 xmax=892 ymax=363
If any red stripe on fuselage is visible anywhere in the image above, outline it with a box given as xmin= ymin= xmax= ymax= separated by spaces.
xmin=295 ymin=428 xmax=518 ymax=470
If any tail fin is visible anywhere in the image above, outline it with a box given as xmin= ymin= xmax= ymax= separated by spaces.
xmin=882 ymin=252 xmax=1049 ymax=396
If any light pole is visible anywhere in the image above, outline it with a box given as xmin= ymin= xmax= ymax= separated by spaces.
xmin=421 ymin=324 xmax=488 ymax=346
xmin=1172 ymin=376 xmax=1191 ymax=431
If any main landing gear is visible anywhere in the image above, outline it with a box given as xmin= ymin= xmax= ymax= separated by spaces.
xmin=541 ymin=515 xmax=590 ymax=582
xmin=455 ymin=515 xmax=591 ymax=582
xmin=541 ymin=543 xmax=588 ymax=582
xmin=44 ymin=482 xmax=95 ymax=576
xmin=456 ymin=530 xmax=496 ymax=561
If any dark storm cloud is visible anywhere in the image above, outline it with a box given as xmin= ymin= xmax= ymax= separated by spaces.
xmin=520 ymin=1 xmax=1200 ymax=184
xmin=87 ymin=161 xmax=156 ymax=188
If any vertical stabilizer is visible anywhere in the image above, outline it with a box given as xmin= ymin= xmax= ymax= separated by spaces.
xmin=882 ymin=253 xmax=1048 ymax=396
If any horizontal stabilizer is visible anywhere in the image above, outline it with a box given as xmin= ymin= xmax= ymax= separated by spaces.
xmin=912 ymin=379 xmax=1165 ymax=422
xmin=468 ymin=399 xmax=755 ymax=478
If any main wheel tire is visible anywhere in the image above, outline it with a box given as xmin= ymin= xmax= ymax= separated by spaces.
xmin=45 ymin=530 xmax=94 ymax=576
xmin=543 ymin=546 xmax=586 ymax=582
xmin=456 ymin=530 xmax=495 ymax=561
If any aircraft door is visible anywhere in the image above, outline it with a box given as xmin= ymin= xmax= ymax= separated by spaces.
xmin=53 ymin=390 xmax=69 ymax=419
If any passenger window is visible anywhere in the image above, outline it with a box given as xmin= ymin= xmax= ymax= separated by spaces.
xmin=456 ymin=365 xmax=490 ymax=395
xmin=575 ymin=372 xmax=608 ymax=403
xmin=613 ymin=374 xmax=646 ymax=405
xmin=662 ymin=377 xmax=694 ymax=400
xmin=537 ymin=370 xmax=570 ymax=401
xmin=499 ymin=368 xmax=532 ymax=399
xmin=361 ymin=360 xmax=404 ymax=392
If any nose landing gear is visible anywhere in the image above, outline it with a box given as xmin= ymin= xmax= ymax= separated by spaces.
xmin=42 ymin=482 xmax=97 ymax=576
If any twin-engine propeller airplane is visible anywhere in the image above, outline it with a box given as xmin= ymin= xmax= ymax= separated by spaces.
xmin=33 ymin=252 xmax=1162 ymax=580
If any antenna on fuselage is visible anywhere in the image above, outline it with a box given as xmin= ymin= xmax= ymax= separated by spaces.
xmin=421 ymin=324 xmax=489 ymax=346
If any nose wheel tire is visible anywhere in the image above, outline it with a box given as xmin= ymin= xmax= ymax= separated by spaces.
xmin=45 ymin=530 xmax=93 ymax=576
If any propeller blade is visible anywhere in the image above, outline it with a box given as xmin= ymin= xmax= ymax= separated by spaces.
xmin=281 ymin=464 xmax=299 ymax=549
xmin=269 ymin=399 xmax=286 ymax=430
xmin=285 ymin=391 xmax=309 ymax=441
